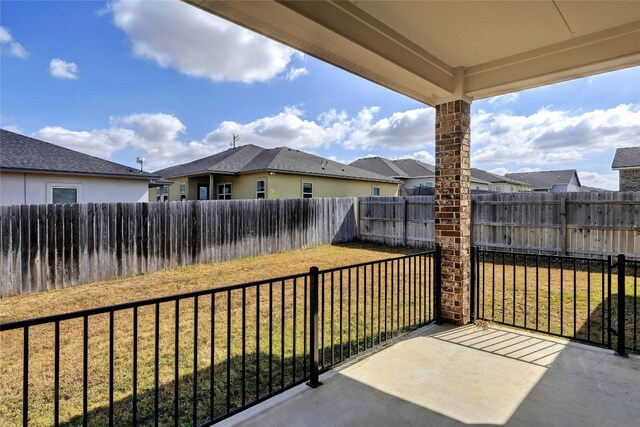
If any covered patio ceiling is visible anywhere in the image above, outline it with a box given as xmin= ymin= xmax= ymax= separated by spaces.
xmin=185 ymin=0 xmax=640 ymax=106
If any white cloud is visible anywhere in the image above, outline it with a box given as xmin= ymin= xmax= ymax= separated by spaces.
xmin=29 ymin=105 xmax=438 ymax=170
xmin=0 ymin=26 xmax=29 ymax=58
xmin=578 ymin=171 xmax=618 ymax=191
xmin=204 ymin=106 xmax=349 ymax=151
xmin=471 ymin=104 xmax=640 ymax=168
xmin=49 ymin=58 xmax=79 ymax=79
xmin=33 ymin=126 xmax=134 ymax=157
xmin=109 ymin=0 xmax=296 ymax=83
xmin=390 ymin=151 xmax=434 ymax=164
xmin=487 ymin=92 xmax=519 ymax=105
xmin=345 ymin=107 xmax=435 ymax=151
xmin=286 ymin=67 xmax=308 ymax=81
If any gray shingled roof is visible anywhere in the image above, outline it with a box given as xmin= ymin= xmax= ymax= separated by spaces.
xmin=611 ymin=147 xmax=640 ymax=169
xmin=349 ymin=157 xmax=408 ymax=178
xmin=392 ymin=159 xmax=435 ymax=177
xmin=351 ymin=155 xmax=497 ymax=184
xmin=470 ymin=168 xmax=525 ymax=185
xmin=0 ymin=129 xmax=158 ymax=180
xmin=154 ymin=144 xmax=264 ymax=178
xmin=504 ymin=169 xmax=579 ymax=190
xmin=155 ymin=145 xmax=398 ymax=184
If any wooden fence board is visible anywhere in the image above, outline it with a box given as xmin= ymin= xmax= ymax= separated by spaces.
xmin=0 ymin=197 xmax=359 ymax=296
xmin=359 ymin=192 xmax=640 ymax=259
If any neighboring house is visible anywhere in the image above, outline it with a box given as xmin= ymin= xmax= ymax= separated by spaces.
xmin=470 ymin=168 xmax=527 ymax=193
xmin=0 ymin=129 xmax=159 ymax=206
xmin=350 ymin=156 xmax=505 ymax=193
xmin=504 ymin=169 xmax=582 ymax=192
xmin=152 ymin=145 xmax=399 ymax=201
xmin=611 ymin=147 xmax=640 ymax=191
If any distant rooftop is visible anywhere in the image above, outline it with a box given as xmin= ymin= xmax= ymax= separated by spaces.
xmin=611 ymin=147 xmax=640 ymax=169
xmin=0 ymin=129 xmax=158 ymax=180
xmin=155 ymin=145 xmax=398 ymax=184
xmin=504 ymin=169 xmax=579 ymax=191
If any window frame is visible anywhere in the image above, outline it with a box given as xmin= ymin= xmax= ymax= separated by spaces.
xmin=372 ymin=186 xmax=381 ymax=197
xmin=302 ymin=181 xmax=313 ymax=199
xmin=197 ymin=183 xmax=210 ymax=201
xmin=256 ymin=179 xmax=266 ymax=199
xmin=218 ymin=182 xmax=232 ymax=200
xmin=47 ymin=183 xmax=81 ymax=204
xmin=495 ymin=185 xmax=504 ymax=192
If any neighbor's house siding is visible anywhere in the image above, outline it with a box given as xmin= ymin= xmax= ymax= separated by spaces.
xmin=619 ymin=169 xmax=640 ymax=191
xmin=262 ymin=172 xmax=398 ymax=198
xmin=0 ymin=171 xmax=149 ymax=206
xmin=488 ymin=182 xmax=520 ymax=193
xmin=160 ymin=172 xmax=398 ymax=200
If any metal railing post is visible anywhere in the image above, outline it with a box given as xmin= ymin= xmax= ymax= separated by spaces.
xmin=435 ymin=245 xmax=443 ymax=325
xmin=470 ymin=246 xmax=476 ymax=323
xmin=617 ymin=254 xmax=627 ymax=357
xmin=307 ymin=266 xmax=322 ymax=387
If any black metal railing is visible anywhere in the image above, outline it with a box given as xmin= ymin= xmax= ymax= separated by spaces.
xmin=472 ymin=247 xmax=638 ymax=355
xmin=0 ymin=250 xmax=438 ymax=426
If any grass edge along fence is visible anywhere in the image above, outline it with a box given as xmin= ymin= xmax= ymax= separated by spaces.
xmin=471 ymin=247 xmax=639 ymax=356
xmin=0 ymin=198 xmax=358 ymax=297
xmin=0 ymin=250 xmax=439 ymax=427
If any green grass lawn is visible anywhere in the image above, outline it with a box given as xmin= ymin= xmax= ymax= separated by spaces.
xmin=0 ymin=243 xmax=431 ymax=426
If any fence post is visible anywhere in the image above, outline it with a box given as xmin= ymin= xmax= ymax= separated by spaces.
xmin=435 ymin=245 xmax=443 ymax=325
xmin=470 ymin=246 xmax=476 ymax=323
xmin=402 ymin=198 xmax=408 ymax=246
xmin=307 ymin=266 xmax=322 ymax=387
xmin=616 ymin=254 xmax=627 ymax=357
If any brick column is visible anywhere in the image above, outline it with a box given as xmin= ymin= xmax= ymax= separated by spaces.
xmin=435 ymin=99 xmax=471 ymax=325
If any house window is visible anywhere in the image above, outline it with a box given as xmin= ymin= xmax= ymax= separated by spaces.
xmin=495 ymin=185 xmax=504 ymax=192
xmin=157 ymin=185 xmax=169 ymax=201
xmin=218 ymin=183 xmax=232 ymax=200
xmin=197 ymin=184 xmax=209 ymax=200
xmin=302 ymin=181 xmax=313 ymax=198
xmin=180 ymin=182 xmax=186 ymax=194
xmin=256 ymin=179 xmax=266 ymax=199
xmin=425 ymin=181 xmax=434 ymax=188
xmin=372 ymin=187 xmax=381 ymax=197
xmin=48 ymin=183 xmax=80 ymax=204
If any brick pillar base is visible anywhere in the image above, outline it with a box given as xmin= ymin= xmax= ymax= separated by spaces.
xmin=435 ymin=100 xmax=471 ymax=325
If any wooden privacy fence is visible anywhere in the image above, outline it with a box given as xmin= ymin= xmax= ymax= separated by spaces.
xmin=358 ymin=192 xmax=640 ymax=259
xmin=0 ymin=198 xmax=357 ymax=297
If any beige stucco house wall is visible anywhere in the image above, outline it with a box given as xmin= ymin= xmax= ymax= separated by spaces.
xmin=1 ymin=171 xmax=150 ymax=206
xmin=153 ymin=172 xmax=398 ymax=201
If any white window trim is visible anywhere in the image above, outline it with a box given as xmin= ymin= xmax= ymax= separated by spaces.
xmin=302 ymin=181 xmax=313 ymax=198
xmin=256 ymin=178 xmax=266 ymax=199
xmin=372 ymin=186 xmax=381 ymax=197
xmin=218 ymin=182 xmax=232 ymax=200
xmin=47 ymin=183 xmax=82 ymax=204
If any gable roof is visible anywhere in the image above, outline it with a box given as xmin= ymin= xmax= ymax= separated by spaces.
xmin=155 ymin=145 xmax=399 ymax=184
xmin=504 ymin=169 xmax=580 ymax=190
xmin=470 ymin=168 xmax=525 ymax=185
xmin=0 ymin=129 xmax=158 ymax=180
xmin=349 ymin=157 xmax=408 ymax=178
xmin=350 ymin=156 xmax=497 ymax=184
xmin=611 ymin=147 xmax=640 ymax=169
xmin=392 ymin=158 xmax=435 ymax=177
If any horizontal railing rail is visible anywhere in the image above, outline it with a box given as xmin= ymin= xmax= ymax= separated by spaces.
xmin=472 ymin=247 xmax=638 ymax=355
xmin=0 ymin=250 xmax=438 ymax=426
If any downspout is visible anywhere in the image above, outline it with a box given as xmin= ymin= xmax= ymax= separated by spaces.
xmin=23 ymin=173 xmax=27 ymax=204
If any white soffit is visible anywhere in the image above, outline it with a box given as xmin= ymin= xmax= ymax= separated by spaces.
xmin=186 ymin=1 xmax=640 ymax=106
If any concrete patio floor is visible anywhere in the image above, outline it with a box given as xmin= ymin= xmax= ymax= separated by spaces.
xmin=220 ymin=324 xmax=640 ymax=426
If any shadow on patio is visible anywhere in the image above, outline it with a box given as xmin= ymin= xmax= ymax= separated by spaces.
xmin=221 ymin=324 xmax=640 ymax=426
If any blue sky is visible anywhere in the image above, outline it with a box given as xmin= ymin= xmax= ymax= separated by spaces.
xmin=1 ymin=0 xmax=639 ymax=190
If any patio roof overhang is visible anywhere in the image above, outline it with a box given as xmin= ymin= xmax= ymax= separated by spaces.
xmin=184 ymin=0 xmax=640 ymax=106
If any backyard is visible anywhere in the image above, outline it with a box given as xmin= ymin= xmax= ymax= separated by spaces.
xmin=0 ymin=243 xmax=427 ymax=426
xmin=0 ymin=243 xmax=637 ymax=426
